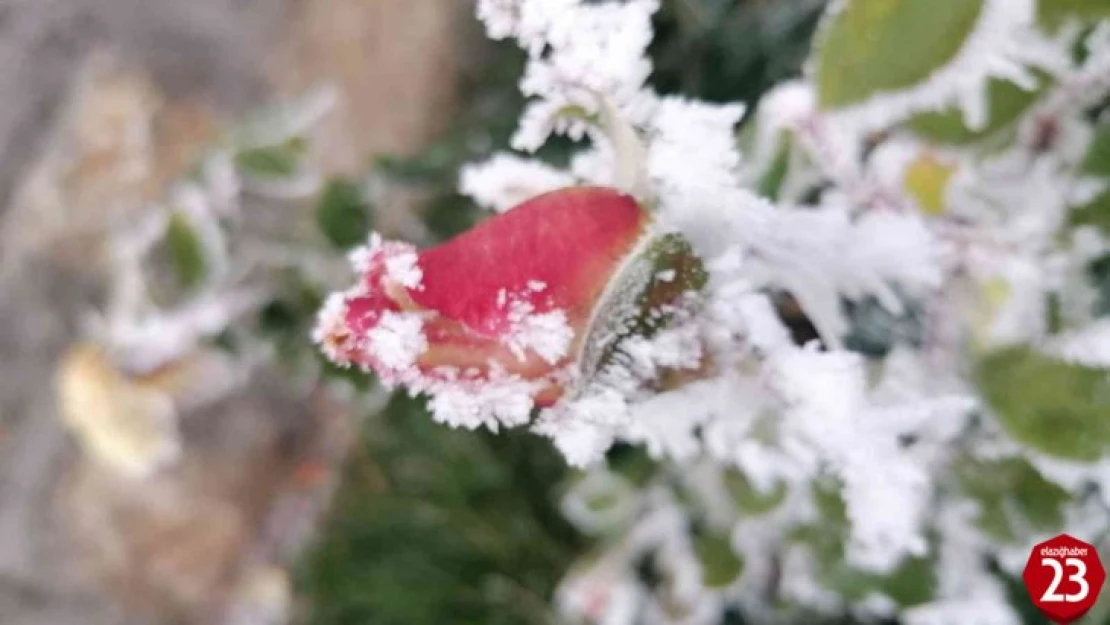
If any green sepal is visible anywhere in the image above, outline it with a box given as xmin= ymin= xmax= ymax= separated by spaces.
xmin=578 ymin=231 xmax=709 ymax=384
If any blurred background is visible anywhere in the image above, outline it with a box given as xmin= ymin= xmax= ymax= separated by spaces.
xmin=0 ymin=1 xmax=825 ymax=624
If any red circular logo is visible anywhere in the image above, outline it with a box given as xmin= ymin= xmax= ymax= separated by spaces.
xmin=1023 ymin=534 xmax=1106 ymax=624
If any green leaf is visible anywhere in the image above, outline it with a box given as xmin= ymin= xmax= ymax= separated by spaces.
xmin=1046 ymin=291 xmax=1064 ymax=335
xmin=1038 ymin=0 xmax=1110 ymax=31
xmin=955 ymin=455 xmax=1070 ymax=543
xmin=235 ymin=137 xmax=306 ymax=178
xmin=165 ymin=211 xmax=208 ymax=289
xmin=316 ymin=179 xmax=373 ymax=249
xmin=1087 ymin=254 xmax=1110 ymax=316
xmin=906 ymin=73 xmax=1052 ymax=145
xmin=814 ymin=0 xmax=984 ymax=109
xmin=756 ymin=132 xmax=793 ymax=200
xmin=298 ymin=393 xmax=580 ymax=625
xmin=1070 ymin=190 xmax=1110 ymax=237
xmin=693 ymin=532 xmax=744 ymax=588
xmin=606 ymin=443 xmax=657 ymax=488
xmin=790 ymin=483 xmax=936 ymax=606
xmin=722 ymin=469 xmax=787 ymax=515
xmin=878 ymin=555 xmax=938 ymax=607
xmin=256 ymin=272 xmax=335 ymax=372
xmin=976 ymin=345 xmax=1110 ymax=461
xmin=1081 ymin=125 xmax=1110 ymax=177
xmin=903 ymin=153 xmax=956 ymax=215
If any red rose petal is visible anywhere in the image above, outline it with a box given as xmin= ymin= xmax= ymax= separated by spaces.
xmin=410 ymin=187 xmax=648 ymax=338
xmin=319 ymin=186 xmax=653 ymax=410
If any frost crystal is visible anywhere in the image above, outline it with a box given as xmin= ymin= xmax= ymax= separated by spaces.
xmin=505 ymin=307 xmax=574 ymax=365
xmin=383 ymin=250 xmax=423 ymax=290
xmin=426 ymin=376 xmax=537 ymax=432
xmin=365 ymin=312 xmax=427 ymax=373
xmin=459 ymin=153 xmax=575 ymax=212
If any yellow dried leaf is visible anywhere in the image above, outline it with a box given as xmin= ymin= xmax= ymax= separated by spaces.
xmin=970 ymin=277 xmax=1012 ymax=349
xmin=903 ymin=153 xmax=955 ymax=216
xmin=55 ymin=343 xmax=181 ymax=478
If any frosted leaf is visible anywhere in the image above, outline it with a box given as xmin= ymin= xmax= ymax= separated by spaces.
xmin=778 ymin=546 xmax=845 ymax=613
xmin=620 ymin=379 xmax=723 ymax=462
xmin=497 ymin=0 xmax=660 ymax=153
xmin=555 ymin=559 xmax=645 ymax=625
xmin=1045 ymin=319 xmax=1110 ymax=367
xmin=980 ymin=255 xmax=1050 ymax=347
xmin=199 ymin=150 xmax=241 ymax=218
xmin=547 ymin=419 xmax=618 ymax=468
xmin=102 ymin=289 xmax=266 ymax=375
xmin=238 ymin=168 xmax=323 ymax=200
xmin=168 ymin=181 xmax=231 ymax=285
xmin=817 ymin=0 xmax=1045 ymax=135
xmin=560 ymin=470 xmax=639 ymax=533
xmin=851 ymin=210 xmax=944 ymax=300
xmin=646 ymin=97 xmax=746 ymax=256
xmin=232 ymin=85 xmax=338 ymax=149
xmin=570 ymin=143 xmax=618 ymax=186
xmin=534 ymin=390 xmax=629 ymax=467
xmin=770 ymin=347 xmax=932 ymax=572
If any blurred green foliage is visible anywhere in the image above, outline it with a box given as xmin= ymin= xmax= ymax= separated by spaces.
xmin=165 ymin=211 xmax=209 ymax=290
xmin=906 ymin=72 xmax=1053 ymax=147
xmin=316 ymin=179 xmax=374 ymax=249
xmin=237 ymin=137 xmax=309 ymax=179
xmin=954 ymin=456 xmax=1070 ymax=544
xmin=789 ymin=482 xmax=938 ymax=609
xmin=812 ymin=0 xmax=981 ymax=109
xmin=976 ymin=345 xmax=1110 ymax=462
xmin=649 ymin=0 xmax=824 ymax=104
xmin=297 ymin=394 xmax=581 ymax=625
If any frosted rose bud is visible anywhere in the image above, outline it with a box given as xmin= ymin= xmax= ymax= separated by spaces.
xmin=314 ymin=186 xmax=704 ymax=429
